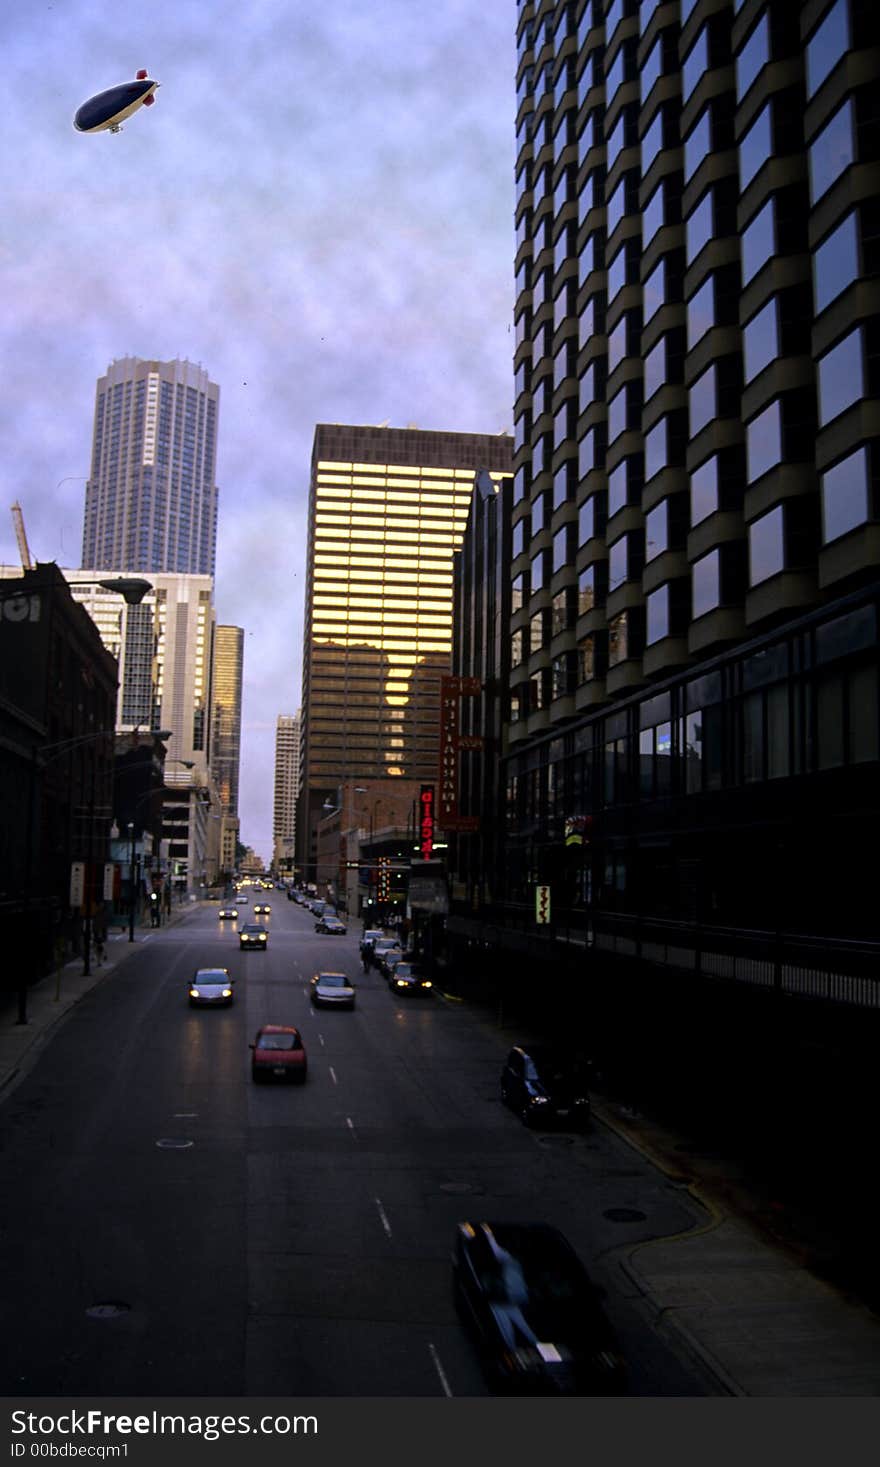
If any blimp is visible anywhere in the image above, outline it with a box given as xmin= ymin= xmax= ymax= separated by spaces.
xmin=73 ymin=69 xmax=160 ymax=134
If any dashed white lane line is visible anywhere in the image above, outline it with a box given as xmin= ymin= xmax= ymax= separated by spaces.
xmin=346 ymin=1116 xmax=357 ymax=1138
xmin=374 ymin=1197 xmax=392 ymax=1238
xmin=329 ymin=1066 xmax=338 ymax=1085
xmin=427 ymin=1343 xmax=453 ymax=1398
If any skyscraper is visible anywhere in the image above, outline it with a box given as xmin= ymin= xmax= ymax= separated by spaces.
xmin=211 ymin=626 xmax=244 ymax=877
xmin=273 ymin=713 xmax=301 ymax=874
xmin=297 ymin=424 xmax=513 ymax=878
xmin=81 ymin=357 xmax=220 ymax=576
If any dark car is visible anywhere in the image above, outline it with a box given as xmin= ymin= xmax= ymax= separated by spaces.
xmin=218 ymin=905 xmax=238 ymax=920
xmin=452 ymin=1221 xmax=626 ymax=1395
xmin=239 ymin=922 xmax=268 ymax=950
xmin=253 ymin=902 xmax=272 ymax=915
xmin=250 ymin=1025 xmax=307 ymax=1083
xmin=188 ymin=968 xmax=234 ymax=1006
xmin=315 ymin=915 xmax=347 ymax=935
xmin=389 ymin=961 xmax=432 ymax=996
xmin=373 ymin=940 xmax=402 ymax=978
xmin=500 ymin=1045 xmax=592 ymax=1129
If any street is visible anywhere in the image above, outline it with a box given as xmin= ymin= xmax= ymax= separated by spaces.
xmin=0 ymin=899 xmax=713 ymax=1397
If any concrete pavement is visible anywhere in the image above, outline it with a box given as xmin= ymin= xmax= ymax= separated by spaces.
xmin=2 ymin=920 xmax=879 ymax=1396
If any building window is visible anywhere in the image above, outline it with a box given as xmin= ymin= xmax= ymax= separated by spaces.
xmin=821 ymin=446 xmax=870 ymax=543
xmin=686 ymin=190 xmax=714 ymax=264
xmin=531 ymin=492 xmax=546 ymax=535
xmin=645 ymin=417 xmax=668 ymax=481
xmin=749 ymin=505 xmax=785 ymax=585
xmin=813 ymin=211 xmax=859 ymax=313
xmin=643 ymin=258 xmax=665 ymax=323
xmin=746 ymin=400 xmax=783 ymax=483
xmin=531 ymin=550 xmax=545 ymax=594
xmin=644 ymin=336 xmax=666 ymax=403
xmin=608 ymin=461 xmax=629 ymax=517
xmin=553 ymin=525 xmax=572 ymax=573
xmin=512 ymin=574 xmax=525 ymax=613
xmin=818 ymin=328 xmax=864 ymax=425
xmin=641 ymin=35 xmax=663 ymax=101
xmin=689 ymin=364 xmax=717 ymax=437
xmin=809 ymin=99 xmax=855 ymax=204
xmin=530 ymin=611 xmax=545 ymax=654
xmin=641 ymin=108 xmax=665 ymax=174
xmin=743 ymin=297 xmax=779 ymax=383
xmin=736 ymin=11 xmax=770 ymax=102
xmin=554 ymin=464 xmax=573 ymax=509
xmin=512 ymin=518 xmax=527 ymax=558
xmin=643 ymin=180 xmax=667 ymax=248
xmin=690 ymin=456 xmax=719 ymax=525
xmin=608 ymin=383 xmax=630 ymax=443
xmin=682 ymin=26 xmax=709 ymax=104
xmin=806 ymin=0 xmax=849 ymax=99
xmin=578 ymin=429 xmax=597 ymax=479
xmin=739 ymin=104 xmax=772 ymax=190
xmin=608 ymin=611 xmax=629 ymax=666
xmin=742 ymin=197 xmax=775 ymax=284
xmin=578 ymin=564 xmax=599 ymax=615
xmin=552 ymin=589 xmax=572 ymax=635
xmin=608 ymin=315 xmax=628 ymax=372
xmin=646 ymin=585 xmax=670 ymax=644
xmin=579 ymin=496 xmax=596 ymax=545
xmin=512 ymin=628 xmax=524 ymax=667
xmin=692 ymin=548 xmax=720 ymax=617
xmin=645 ymin=500 xmax=668 ymax=560
xmin=609 ymin=536 xmax=628 ymax=591
xmin=577 ymin=632 xmax=598 ymax=683
xmin=684 ymin=108 xmax=711 ymax=184
xmin=686 ymin=275 xmax=715 ymax=348
xmin=608 ymin=245 xmax=629 ymax=303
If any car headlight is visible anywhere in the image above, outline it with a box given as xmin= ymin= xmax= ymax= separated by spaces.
xmin=190 ymin=988 xmax=200 ymax=997
xmin=530 ymin=1095 xmax=550 ymax=1105
xmin=422 ymin=980 xmax=432 ymax=988
xmin=222 ymin=989 xmax=232 ymax=997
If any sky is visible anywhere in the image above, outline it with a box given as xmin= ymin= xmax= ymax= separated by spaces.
xmin=0 ymin=0 xmax=517 ymax=863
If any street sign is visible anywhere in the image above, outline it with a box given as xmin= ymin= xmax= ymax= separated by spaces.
xmin=535 ymin=885 xmax=551 ymax=924
xmin=103 ymin=862 xmax=115 ymax=900
xmin=70 ymin=861 xmax=85 ymax=907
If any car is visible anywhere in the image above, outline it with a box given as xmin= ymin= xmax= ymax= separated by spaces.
xmin=310 ymin=971 xmax=356 ymax=1009
xmin=287 ymin=888 xmax=298 ymax=901
xmin=452 ymin=1221 xmax=626 ymax=1396
xmin=376 ymin=944 xmax=403 ymax=980
xmin=235 ymin=893 xmax=248 ymax=905
xmin=371 ymin=937 xmax=400 ymax=972
xmin=250 ymin=1025 xmax=308 ymax=1083
xmin=315 ymin=916 xmax=347 ymax=935
xmin=239 ymin=922 xmax=268 ymax=950
xmin=389 ymin=961 xmax=432 ymax=996
xmin=360 ymin=928 xmax=384 ymax=959
xmin=500 ymin=1045 xmax=592 ymax=1129
xmin=253 ymin=902 xmax=272 ymax=915
xmin=218 ymin=905 xmax=239 ymax=920
xmin=188 ymin=968 xmax=235 ymax=1006
xmin=309 ymin=900 xmax=326 ymax=917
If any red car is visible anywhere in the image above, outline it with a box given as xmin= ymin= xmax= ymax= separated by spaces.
xmin=250 ymin=1025 xmax=308 ymax=1084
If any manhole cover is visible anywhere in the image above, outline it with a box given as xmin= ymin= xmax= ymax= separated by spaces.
xmin=86 ymin=1302 xmax=130 ymax=1319
xmin=538 ymin=1135 xmax=575 ymax=1147
xmin=603 ymin=1207 xmax=647 ymax=1223
xmin=156 ymin=1138 xmax=193 ymax=1150
xmin=439 ymin=1181 xmax=473 ymax=1194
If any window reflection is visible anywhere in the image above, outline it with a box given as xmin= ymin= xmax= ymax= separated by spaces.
xmin=742 ymin=198 xmax=775 ymax=284
xmin=818 ymin=329 xmax=864 ymax=425
xmin=813 ymin=211 xmax=859 ymax=313
xmin=749 ymin=505 xmax=785 ymax=585
xmin=743 ymin=297 xmax=778 ymax=382
xmin=646 ymin=585 xmax=669 ymax=643
xmin=806 ymin=0 xmax=849 ymax=98
xmin=692 ymin=548 xmax=720 ymax=616
xmin=808 ymin=99 xmax=855 ymax=204
xmin=746 ymin=400 xmax=782 ymax=483
xmin=821 ymin=446 xmax=870 ymax=543
xmin=736 ymin=11 xmax=770 ymax=101
xmin=739 ymin=105 xmax=772 ymax=190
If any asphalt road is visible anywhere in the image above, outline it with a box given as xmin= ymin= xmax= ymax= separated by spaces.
xmin=0 ymin=897 xmax=715 ymax=1396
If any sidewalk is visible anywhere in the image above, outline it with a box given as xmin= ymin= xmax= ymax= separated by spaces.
xmin=593 ymin=1097 xmax=880 ymax=1395
xmin=0 ymin=902 xmax=194 ymax=1102
xmin=2 ymin=937 xmax=879 ymax=1395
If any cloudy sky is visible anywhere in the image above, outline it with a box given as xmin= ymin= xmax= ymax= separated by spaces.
xmin=1 ymin=0 xmax=516 ymax=861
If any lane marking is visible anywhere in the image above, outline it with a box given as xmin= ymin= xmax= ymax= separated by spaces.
xmin=374 ymin=1197 xmax=392 ymax=1238
xmin=346 ymin=1116 xmax=357 ymax=1139
xmin=428 ymin=1343 xmax=453 ymax=1398
xmin=318 ymin=1034 xmax=325 ymax=1046
xmin=329 ymin=1066 xmax=338 ymax=1085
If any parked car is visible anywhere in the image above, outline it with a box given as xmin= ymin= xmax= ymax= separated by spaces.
xmin=452 ymin=1220 xmax=625 ymax=1395
xmin=377 ymin=945 xmax=405 ymax=980
xmin=287 ymin=888 xmax=298 ymax=901
xmin=239 ymin=922 xmax=268 ymax=951
xmin=500 ymin=1045 xmax=592 ymax=1129
xmin=315 ymin=915 xmax=347 ymax=935
xmin=188 ymin=968 xmax=235 ymax=1006
xmin=309 ymin=900 xmax=326 ymax=918
xmin=371 ymin=938 xmax=400 ymax=973
xmin=389 ymin=961 xmax=432 ymax=996
xmin=218 ymin=905 xmax=238 ymax=920
xmin=310 ymin=972 xmax=356 ymax=1009
xmin=250 ymin=1025 xmax=307 ymax=1083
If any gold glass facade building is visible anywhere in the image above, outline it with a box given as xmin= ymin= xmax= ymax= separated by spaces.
xmin=298 ymin=424 xmax=513 ymax=870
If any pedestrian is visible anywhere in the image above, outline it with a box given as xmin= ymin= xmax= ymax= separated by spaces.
xmin=94 ymin=931 xmax=106 ymax=966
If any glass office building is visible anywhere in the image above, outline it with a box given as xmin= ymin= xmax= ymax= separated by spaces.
xmin=474 ymin=0 xmax=879 ymax=947
xmin=297 ymin=424 xmax=513 ymax=877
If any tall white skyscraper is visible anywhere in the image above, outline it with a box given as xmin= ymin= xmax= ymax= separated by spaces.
xmin=81 ymin=357 xmax=220 ymax=576
xmin=273 ymin=713 xmax=301 ymax=873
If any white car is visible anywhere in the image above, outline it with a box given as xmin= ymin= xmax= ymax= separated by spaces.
xmin=310 ymin=972 xmax=356 ymax=1009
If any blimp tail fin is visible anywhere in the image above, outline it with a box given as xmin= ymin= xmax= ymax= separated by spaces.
xmin=143 ymin=94 xmax=155 ymax=105
xmin=136 ymin=68 xmax=148 ymax=79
